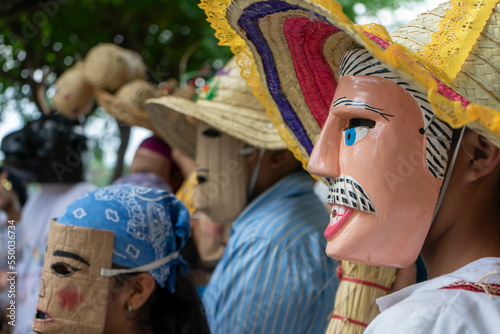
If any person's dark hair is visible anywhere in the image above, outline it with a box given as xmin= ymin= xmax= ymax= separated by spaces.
xmin=112 ymin=266 xmax=210 ymax=334
xmin=1 ymin=114 xmax=87 ymax=183
xmin=0 ymin=167 xmax=28 ymax=206
xmin=180 ymin=236 xmax=202 ymax=271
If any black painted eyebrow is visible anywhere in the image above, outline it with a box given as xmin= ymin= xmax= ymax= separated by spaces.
xmin=332 ymin=97 xmax=395 ymax=121
xmin=202 ymin=129 xmax=222 ymax=138
xmin=53 ymin=250 xmax=90 ymax=267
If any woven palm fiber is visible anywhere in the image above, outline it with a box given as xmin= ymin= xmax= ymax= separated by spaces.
xmin=52 ymin=62 xmax=94 ymax=119
xmin=95 ymin=79 xmax=162 ymax=131
xmin=84 ymin=43 xmax=146 ymax=92
xmin=326 ymin=261 xmax=397 ymax=334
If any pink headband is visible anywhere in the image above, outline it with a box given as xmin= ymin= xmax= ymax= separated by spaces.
xmin=138 ymin=136 xmax=181 ymax=172
xmin=139 ymin=136 xmax=172 ymax=159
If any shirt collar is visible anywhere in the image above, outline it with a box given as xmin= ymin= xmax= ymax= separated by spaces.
xmin=377 ymin=257 xmax=500 ymax=312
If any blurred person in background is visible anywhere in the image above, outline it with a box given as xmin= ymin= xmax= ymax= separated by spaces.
xmin=126 ymin=135 xmax=183 ymax=192
xmin=0 ymin=167 xmax=27 ymax=334
xmin=0 ymin=114 xmax=96 ymax=333
xmin=32 ymin=184 xmax=210 ymax=334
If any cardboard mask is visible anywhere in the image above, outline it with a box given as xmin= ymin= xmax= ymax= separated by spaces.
xmin=191 ymin=211 xmax=230 ymax=263
xmin=33 ymin=220 xmax=114 ymax=334
xmin=193 ymin=123 xmax=249 ymax=224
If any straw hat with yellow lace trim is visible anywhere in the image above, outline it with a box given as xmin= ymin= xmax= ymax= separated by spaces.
xmin=200 ymin=0 xmax=500 ymax=171
xmin=200 ymin=0 xmax=500 ymax=332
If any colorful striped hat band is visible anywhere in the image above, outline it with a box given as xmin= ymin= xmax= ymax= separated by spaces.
xmin=200 ymin=0 xmax=500 ymax=169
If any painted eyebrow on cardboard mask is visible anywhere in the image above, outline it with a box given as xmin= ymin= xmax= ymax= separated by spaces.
xmin=53 ymin=250 xmax=90 ymax=267
xmin=202 ymin=128 xmax=222 ymax=138
xmin=332 ymin=97 xmax=394 ymax=121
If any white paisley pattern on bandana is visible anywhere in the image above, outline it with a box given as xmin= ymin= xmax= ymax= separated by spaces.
xmin=57 ymin=184 xmax=190 ymax=291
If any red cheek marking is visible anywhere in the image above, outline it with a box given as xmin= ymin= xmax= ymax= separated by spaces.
xmin=57 ymin=288 xmax=86 ymax=311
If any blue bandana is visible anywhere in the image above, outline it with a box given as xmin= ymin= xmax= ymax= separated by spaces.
xmin=57 ymin=184 xmax=190 ymax=292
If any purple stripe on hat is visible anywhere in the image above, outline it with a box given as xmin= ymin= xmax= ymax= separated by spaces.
xmin=238 ymin=0 xmax=332 ymax=154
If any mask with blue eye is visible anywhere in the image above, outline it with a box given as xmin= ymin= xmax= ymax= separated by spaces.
xmin=343 ymin=119 xmax=376 ymax=146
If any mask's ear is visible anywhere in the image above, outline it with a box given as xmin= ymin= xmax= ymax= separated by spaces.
xmin=462 ymin=131 xmax=500 ymax=182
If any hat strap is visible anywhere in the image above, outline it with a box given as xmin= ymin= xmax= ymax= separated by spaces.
xmin=100 ymin=251 xmax=180 ymax=277
xmin=431 ymin=126 xmax=466 ymax=222
xmin=247 ymin=148 xmax=266 ymax=199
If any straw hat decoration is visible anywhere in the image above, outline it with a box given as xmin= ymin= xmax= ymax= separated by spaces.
xmin=83 ymin=43 xmax=146 ymax=92
xmin=145 ymin=55 xmax=287 ymax=160
xmin=51 ymin=61 xmax=94 ymax=119
xmin=95 ymin=79 xmax=163 ymax=131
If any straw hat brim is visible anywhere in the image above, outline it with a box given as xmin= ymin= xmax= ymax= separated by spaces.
xmin=145 ymin=96 xmax=287 ymax=150
xmin=145 ymin=98 xmax=198 ymax=160
xmin=202 ymin=0 xmax=500 ymax=166
xmin=95 ymin=88 xmax=154 ymax=130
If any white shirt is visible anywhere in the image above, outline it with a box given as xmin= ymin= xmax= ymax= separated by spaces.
xmin=15 ymin=182 xmax=96 ymax=334
xmin=366 ymin=257 xmax=500 ymax=334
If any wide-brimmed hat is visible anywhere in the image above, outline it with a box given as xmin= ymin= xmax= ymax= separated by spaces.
xmin=51 ymin=62 xmax=94 ymax=119
xmin=200 ymin=0 xmax=500 ymax=167
xmin=84 ymin=43 xmax=146 ymax=92
xmin=145 ymin=96 xmax=198 ymax=160
xmin=145 ymin=56 xmax=287 ymax=159
xmin=95 ymin=79 xmax=163 ymax=130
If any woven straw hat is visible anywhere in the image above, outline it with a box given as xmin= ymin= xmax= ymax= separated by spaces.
xmin=146 ymin=101 xmax=198 ymax=160
xmin=145 ymin=56 xmax=287 ymax=158
xmin=144 ymin=83 xmax=198 ymax=160
xmin=95 ymin=79 xmax=162 ymax=130
xmin=52 ymin=62 xmax=94 ymax=119
xmin=200 ymin=0 xmax=500 ymax=167
xmin=391 ymin=1 xmax=500 ymax=142
xmin=84 ymin=43 xmax=146 ymax=92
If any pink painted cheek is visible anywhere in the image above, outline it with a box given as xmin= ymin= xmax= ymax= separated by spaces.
xmin=57 ymin=288 xmax=86 ymax=311
xmin=200 ymin=220 xmax=224 ymax=237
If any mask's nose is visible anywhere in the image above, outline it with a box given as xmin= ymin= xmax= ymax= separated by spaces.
xmin=308 ymin=114 xmax=342 ymax=178
xmin=39 ymin=278 xmax=45 ymax=298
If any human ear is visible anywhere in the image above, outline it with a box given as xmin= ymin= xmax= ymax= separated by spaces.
xmin=462 ymin=131 xmax=500 ymax=182
xmin=127 ymin=273 xmax=156 ymax=311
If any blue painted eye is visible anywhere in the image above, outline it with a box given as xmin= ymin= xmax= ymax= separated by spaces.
xmin=343 ymin=127 xmax=369 ymax=146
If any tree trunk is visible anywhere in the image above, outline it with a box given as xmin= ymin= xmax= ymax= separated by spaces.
xmin=111 ymin=122 xmax=131 ymax=183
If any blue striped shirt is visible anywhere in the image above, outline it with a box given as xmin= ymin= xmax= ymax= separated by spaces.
xmin=203 ymin=172 xmax=338 ymax=334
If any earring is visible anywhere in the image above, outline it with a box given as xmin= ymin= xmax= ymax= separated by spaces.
xmin=128 ymin=304 xmax=133 ymax=313
xmin=1 ymin=179 xmax=12 ymax=191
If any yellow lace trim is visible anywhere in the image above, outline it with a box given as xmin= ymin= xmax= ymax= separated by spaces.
xmin=356 ymin=23 xmax=393 ymax=43
xmin=419 ymin=0 xmax=497 ymax=81
xmin=200 ymin=0 xmax=500 ymax=164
